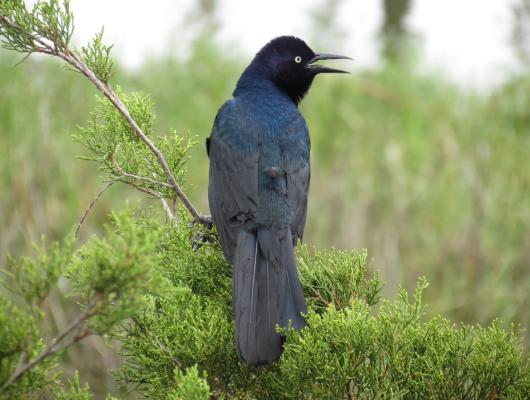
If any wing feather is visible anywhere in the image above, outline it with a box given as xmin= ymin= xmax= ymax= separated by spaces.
xmin=208 ymin=100 xmax=259 ymax=263
xmin=287 ymin=163 xmax=310 ymax=244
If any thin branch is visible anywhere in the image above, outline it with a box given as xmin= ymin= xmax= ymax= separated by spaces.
xmin=159 ymin=198 xmax=175 ymax=221
xmin=122 ymin=172 xmax=172 ymax=190
xmin=124 ymin=179 xmax=175 ymax=221
xmin=76 ymin=173 xmax=175 ymax=237
xmin=1 ymin=11 xmax=204 ymax=224
xmin=75 ymin=176 xmax=123 ymax=238
xmin=127 ymin=182 xmax=163 ymax=198
xmin=111 ymin=154 xmax=172 ymax=189
xmin=62 ymin=50 xmax=203 ymax=223
xmin=13 ymin=52 xmax=31 ymax=67
xmin=1 ymin=301 xmax=96 ymax=391
xmin=8 ymin=351 xmax=27 ymax=384
xmin=110 ymin=154 xmax=175 ymax=220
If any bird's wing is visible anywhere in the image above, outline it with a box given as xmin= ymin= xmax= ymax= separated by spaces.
xmin=207 ymin=100 xmax=259 ymax=263
xmin=282 ymin=115 xmax=311 ymax=245
xmin=287 ymin=162 xmax=310 ymax=244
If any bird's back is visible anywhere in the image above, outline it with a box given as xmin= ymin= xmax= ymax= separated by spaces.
xmin=208 ymin=89 xmax=310 ymax=365
xmin=208 ymin=88 xmax=310 ymax=262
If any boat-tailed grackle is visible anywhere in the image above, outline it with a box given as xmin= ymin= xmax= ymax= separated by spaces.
xmin=207 ymin=36 xmax=351 ymax=366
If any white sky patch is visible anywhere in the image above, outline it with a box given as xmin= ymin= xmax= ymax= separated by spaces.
xmin=409 ymin=0 xmax=519 ymax=88
xmin=63 ymin=0 xmax=520 ymax=89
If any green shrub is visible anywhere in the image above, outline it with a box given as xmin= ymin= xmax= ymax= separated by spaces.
xmin=114 ymin=217 xmax=530 ymax=399
xmin=1 ymin=2 xmax=529 ymax=398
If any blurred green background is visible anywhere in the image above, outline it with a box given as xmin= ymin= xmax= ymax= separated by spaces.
xmin=1 ymin=0 xmax=530 ymax=397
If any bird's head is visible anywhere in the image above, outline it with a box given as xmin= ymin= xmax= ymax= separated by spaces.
xmin=238 ymin=36 xmax=352 ymax=104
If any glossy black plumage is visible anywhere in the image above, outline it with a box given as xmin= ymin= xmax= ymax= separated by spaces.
xmin=207 ymin=36 xmax=350 ymax=365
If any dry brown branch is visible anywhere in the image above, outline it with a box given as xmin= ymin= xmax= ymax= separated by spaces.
xmin=1 ymin=300 xmax=97 ymax=391
xmin=75 ymin=176 xmax=123 ymax=238
xmin=159 ymin=197 xmax=175 ymax=221
xmin=124 ymin=179 xmax=175 ymax=221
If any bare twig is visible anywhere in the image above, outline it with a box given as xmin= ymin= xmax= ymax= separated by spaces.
xmin=76 ymin=173 xmax=175 ymax=235
xmin=111 ymin=153 xmax=172 ymax=189
xmin=159 ymin=198 xmax=175 ymax=221
xmin=109 ymin=155 xmax=175 ymax=220
xmin=124 ymin=179 xmax=175 ymax=221
xmin=75 ymin=176 xmax=123 ymax=238
xmin=1 ymin=301 xmax=97 ymax=391
xmin=119 ymin=171 xmax=172 ymax=190
xmin=8 ymin=351 xmax=27 ymax=383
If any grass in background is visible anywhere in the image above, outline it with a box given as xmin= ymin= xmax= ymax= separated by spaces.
xmin=1 ymin=38 xmax=529 ymax=395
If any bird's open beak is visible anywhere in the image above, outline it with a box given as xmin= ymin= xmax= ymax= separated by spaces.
xmin=306 ymin=52 xmax=352 ymax=74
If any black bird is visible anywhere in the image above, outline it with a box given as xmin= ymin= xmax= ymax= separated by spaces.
xmin=207 ymin=36 xmax=351 ymax=366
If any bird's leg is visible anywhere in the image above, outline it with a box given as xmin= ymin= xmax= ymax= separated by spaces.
xmin=198 ymin=214 xmax=214 ymax=228
xmin=191 ymin=214 xmax=217 ymax=250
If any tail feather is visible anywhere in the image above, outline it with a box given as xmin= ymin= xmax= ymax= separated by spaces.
xmin=233 ymin=227 xmax=307 ymax=366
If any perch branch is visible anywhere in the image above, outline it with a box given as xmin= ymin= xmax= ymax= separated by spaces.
xmin=62 ymin=50 xmax=203 ymax=222
xmin=1 ymin=9 xmax=204 ymax=223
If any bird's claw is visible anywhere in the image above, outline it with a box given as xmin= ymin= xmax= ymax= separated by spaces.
xmin=199 ymin=214 xmax=213 ymax=229
xmin=191 ymin=214 xmax=215 ymax=251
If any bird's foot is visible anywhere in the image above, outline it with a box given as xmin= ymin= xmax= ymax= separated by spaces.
xmin=191 ymin=214 xmax=216 ymax=250
xmin=197 ymin=214 xmax=213 ymax=229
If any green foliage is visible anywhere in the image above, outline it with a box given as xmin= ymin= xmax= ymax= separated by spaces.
xmin=267 ymin=297 xmax=530 ymax=399
xmin=0 ymin=208 xmax=187 ymax=398
xmin=80 ymin=28 xmax=114 ymax=84
xmin=114 ymin=216 xmax=530 ymax=399
xmin=3 ymin=234 xmax=74 ymax=306
xmin=0 ymin=301 xmax=59 ymax=398
xmin=0 ymin=237 xmax=75 ymax=397
xmin=172 ymin=366 xmax=211 ymax=400
xmin=0 ymin=0 xmax=73 ymax=54
xmin=67 ymin=208 xmax=177 ymax=334
xmin=54 ymin=371 xmax=92 ymax=400
xmin=0 ymin=236 xmax=75 ymax=396
xmin=74 ymin=88 xmax=195 ymax=200
xmin=52 ymin=371 xmax=120 ymax=400
xmin=116 ymin=215 xmax=234 ymax=397
xmin=0 ymin=298 xmax=58 ymax=399
xmin=297 ymin=246 xmax=382 ymax=311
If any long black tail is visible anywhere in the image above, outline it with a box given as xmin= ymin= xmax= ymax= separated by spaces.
xmin=233 ymin=227 xmax=307 ymax=366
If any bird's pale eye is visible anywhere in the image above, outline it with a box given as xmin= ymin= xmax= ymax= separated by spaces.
xmin=294 ymin=56 xmax=302 ymax=64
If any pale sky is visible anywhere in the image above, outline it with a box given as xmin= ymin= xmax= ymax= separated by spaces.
xmin=67 ymin=0 xmax=520 ymax=90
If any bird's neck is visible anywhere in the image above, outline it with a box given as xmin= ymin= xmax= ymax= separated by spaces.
xmin=234 ymin=69 xmax=297 ymax=106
